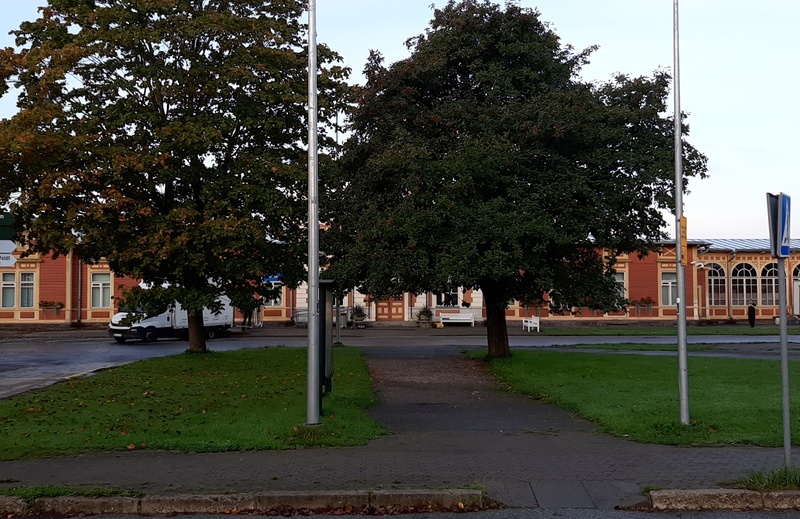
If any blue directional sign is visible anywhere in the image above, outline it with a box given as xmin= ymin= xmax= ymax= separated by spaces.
xmin=767 ymin=193 xmax=791 ymax=258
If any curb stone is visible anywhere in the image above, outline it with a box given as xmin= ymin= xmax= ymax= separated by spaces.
xmin=0 ymin=489 xmax=484 ymax=516
xmin=649 ymin=489 xmax=800 ymax=511
xmin=33 ymin=496 xmax=140 ymax=516
xmin=0 ymin=496 xmax=25 ymax=515
xmin=763 ymin=490 xmax=800 ymax=509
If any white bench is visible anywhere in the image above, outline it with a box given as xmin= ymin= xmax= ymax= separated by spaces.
xmin=522 ymin=316 xmax=540 ymax=332
xmin=439 ymin=312 xmax=475 ymax=327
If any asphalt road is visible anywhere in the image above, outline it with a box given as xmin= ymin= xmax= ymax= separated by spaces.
xmin=0 ymin=331 xmax=277 ymax=399
xmin=2 ymin=326 xmax=799 ymax=399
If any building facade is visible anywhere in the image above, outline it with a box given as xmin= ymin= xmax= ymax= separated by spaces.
xmin=0 ymin=247 xmax=139 ymax=325
xmin=2 ymin=239 xmax=797 ymax=327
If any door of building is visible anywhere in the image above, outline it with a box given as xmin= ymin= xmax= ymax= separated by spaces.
xmin=376 ymin=295 xmax=405 ymax=321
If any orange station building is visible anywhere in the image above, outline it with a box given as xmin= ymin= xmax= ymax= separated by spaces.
xmin=1 ymin=238 xmax=798 ymax=328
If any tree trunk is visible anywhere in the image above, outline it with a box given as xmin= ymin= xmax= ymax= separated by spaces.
xmin=186 ymin=311 xmax=208 ymax=353
xmin=481 ymin=281 xmax=511 ymax=359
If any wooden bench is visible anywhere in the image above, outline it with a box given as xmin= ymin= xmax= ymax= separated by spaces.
xmin=439 ymin=312 xmax=475 ymax=327
xmin=522 ymin=316 xmax=540 ymax=332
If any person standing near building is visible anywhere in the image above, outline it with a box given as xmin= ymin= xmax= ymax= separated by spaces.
xmin=747 ymin=301 xmax=757 ymax=327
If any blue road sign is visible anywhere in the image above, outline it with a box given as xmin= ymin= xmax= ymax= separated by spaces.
xmin=779 ymin=194 xmax=791 ymax=257
xmin=767 ymin=193 xmax=791 ymax=258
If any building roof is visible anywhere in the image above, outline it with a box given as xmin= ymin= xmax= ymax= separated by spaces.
xmin=700 ymin=238 xmax=800 ymax=252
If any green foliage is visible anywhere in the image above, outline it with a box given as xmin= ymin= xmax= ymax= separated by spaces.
xmin=0 ymin=347 xmax=384 ymax=460
xmin=322 ymin=0 xmax=707 ymax=358
xmin=479 ymin=350 xmax=800 ymax=446
xmin=0 ymin=0 xmax=351 ymax=348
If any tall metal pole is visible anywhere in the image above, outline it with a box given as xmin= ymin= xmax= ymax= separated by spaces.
xmin=306 ymin=0 xmax=321 ymax=425
xmin=778 ymin=257 xmax=791 ymax=465
xmin=673 ymin=0 xmax=690 ymax=426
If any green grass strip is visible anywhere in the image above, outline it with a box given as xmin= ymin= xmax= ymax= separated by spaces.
xmin=0 ymin=486 xmax=144 ymax=504
xmin=540 ymin=325 xmax=800 ymax=336
xmin=554 ymin=343 xmax=715 ymax=352
xmin=726 ymin=465 xmax=800 ymax=490
xmin=0 ymin=347 xmax=384 ymax=460
xmin=478 ymin=349 xmax=800 ymax=446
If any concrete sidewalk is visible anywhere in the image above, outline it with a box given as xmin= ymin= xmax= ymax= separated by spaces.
xmin=0 ymin=323 xmax=797 ymax=514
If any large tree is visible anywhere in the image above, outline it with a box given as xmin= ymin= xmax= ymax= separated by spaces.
xmin=322 ymin=0 xmax=707 ymax=358
xmin=0 ymin=0 xmax=349 ymax=351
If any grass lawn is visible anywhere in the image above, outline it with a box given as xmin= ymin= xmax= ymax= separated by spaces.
xmin=0 ymin=347 xmax=384 ymax=461
xmin=556 ymin=343 xmax=716 ymax=352
xmin=540 ymin=325 xmax=800 ymax=336
xmin=478 ymin=349 xmax=800 ymax=446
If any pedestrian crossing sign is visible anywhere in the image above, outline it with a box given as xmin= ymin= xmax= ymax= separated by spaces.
xmin=767 ymin=193 xmax=791 ymax=258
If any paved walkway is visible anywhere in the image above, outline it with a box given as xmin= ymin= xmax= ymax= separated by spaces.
xmin=0 ymin=324 xmax=791 ymax=510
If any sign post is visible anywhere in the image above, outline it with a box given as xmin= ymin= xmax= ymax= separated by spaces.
xmin=767 ymin=192 xmax=791 ymax=466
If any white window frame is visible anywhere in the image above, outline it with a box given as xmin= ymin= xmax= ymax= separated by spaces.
xmin=707 ymin=263 xmax=726 ymax=306
xmin=661 ymin=272 xmax=677 ymax=306
xmin=91 ymin=272 xmax=112 ymax=308
xmin=435 ymin=289 xmax=459 ymax=307
xmin=761 ymin=263 xmax=779 ymax=306
xmin=2 ymin=272 xmax=15 ymax=308
xmin=263 ymin=282 xmax=283 ymax=307
xmin=20 ymin=272 xmax=34 ymax=308
xmin=731 ymin=263 xmax=757 ymax=306
xmin=614 ymin=271 xmax=626 ymax=297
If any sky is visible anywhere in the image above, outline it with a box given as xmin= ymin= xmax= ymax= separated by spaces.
xmin=1 ymin=1 xmax=797 ymax=240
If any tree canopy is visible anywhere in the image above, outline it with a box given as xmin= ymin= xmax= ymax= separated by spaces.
xmin=0 ymin=0 xmax=349 ymax=351
xmin=322 ymin=0 xmax=708 ymax=358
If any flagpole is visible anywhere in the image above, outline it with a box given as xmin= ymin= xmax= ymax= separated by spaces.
xmin=306 ymin=0 xmax=321 ymax=425
xmin=674 ymin=0 xmax=690 ymax=426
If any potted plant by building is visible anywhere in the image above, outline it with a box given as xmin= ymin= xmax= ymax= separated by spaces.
xmin=40 ymin=300 xmax=64 ymax=317
xmin=417 ymin=306 xmax=433 ymax=325
xmin=640 ymin=296 xmax=655 ymax=316
xmin=630 ymin=296 xmax=655 ymax=317
xmin=417 ymin=305 xmax=433 ymax=328
xmin=352 ymin=304 xmax=366 ymax=322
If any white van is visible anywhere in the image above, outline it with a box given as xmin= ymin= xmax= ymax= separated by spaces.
xmin=108 ymin=296 xmax=235 ymax=343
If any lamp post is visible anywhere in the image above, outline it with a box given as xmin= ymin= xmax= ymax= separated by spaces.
xmin=673 ymin=0 xmax=690 ymax=426
xmin=306 ymin=0 xmax=321 ymax=426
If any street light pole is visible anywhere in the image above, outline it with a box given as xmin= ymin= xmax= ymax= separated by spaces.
xmin=673 ymin=0 xmax=690 ymax=426
xmin=306 ymin=0 xmax=321 ymax=426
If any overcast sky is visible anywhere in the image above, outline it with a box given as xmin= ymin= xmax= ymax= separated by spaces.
xmin=1 ymin=1 xmax=797 ymax=240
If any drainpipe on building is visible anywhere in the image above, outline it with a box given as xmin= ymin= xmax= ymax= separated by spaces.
xmin=76 ymin=259 xmax=83 ymax=327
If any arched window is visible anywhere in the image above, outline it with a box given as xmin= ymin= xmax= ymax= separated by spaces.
xmin=761 ymin=263 xmax=779 ymax=306
xmin=706 ymin=263 xmax=726 ymax=306
xmin=793 ymin=264 xmax=800 ymax=280
xmin=731 ymin=263 xmax=757 ymax=306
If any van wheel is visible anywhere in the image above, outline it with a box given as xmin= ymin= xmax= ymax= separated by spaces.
xmin=143 ymin=328 xmax=157 ymax=343
xmin=206 ymin=328 xmax=216 ymax=340
xmin=114 ymin=337 xmax=127 ymax=344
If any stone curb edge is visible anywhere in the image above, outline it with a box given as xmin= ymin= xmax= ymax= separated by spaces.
xmin=0 ymin=489 xmax=484 ymax=516
xmin=648 ymin=489 xmax=800 ymax=511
